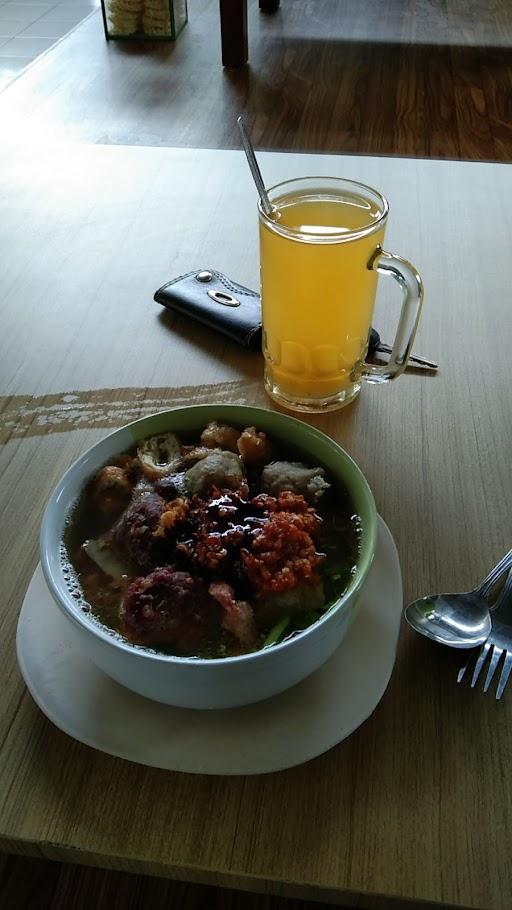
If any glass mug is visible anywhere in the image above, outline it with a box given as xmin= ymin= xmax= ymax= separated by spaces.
xmin=258 ymin=177 xmax=424 ymax=412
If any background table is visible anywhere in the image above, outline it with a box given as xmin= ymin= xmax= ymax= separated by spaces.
xmin=1 ymin=144 xmax=511 ymax=910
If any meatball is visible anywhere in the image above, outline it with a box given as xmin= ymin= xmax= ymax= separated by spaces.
xmin=92 ymin=464 xmax=133 ymax=514
xmin=200 ymin=421 xmax=241 ymax=453
xmin=184 ymin=451 xmax=245 ymax=497
xmin=261 ymin=461 xmax=330 ymax=503
xmin=120 ymin=568 xmax=220 ymax=651
xmin=237 ymin=426 xmax=273 ymax=466
xmin=113 ymin=493 xmax=170 ymax=570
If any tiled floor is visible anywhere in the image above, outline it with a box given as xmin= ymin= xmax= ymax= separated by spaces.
xmin=0 ymin=0 xmax=99 ymax=90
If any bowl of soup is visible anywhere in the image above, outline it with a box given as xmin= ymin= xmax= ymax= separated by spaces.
xmin=40 ymin=405 xmax=377 ymax=709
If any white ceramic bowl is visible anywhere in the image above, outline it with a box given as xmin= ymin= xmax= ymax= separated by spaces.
xmin=40 ymin=405 xmax=377 ymax=709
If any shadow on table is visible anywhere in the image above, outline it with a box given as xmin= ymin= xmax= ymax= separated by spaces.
xmin=158 ymin=309 xmax=262 ymax=384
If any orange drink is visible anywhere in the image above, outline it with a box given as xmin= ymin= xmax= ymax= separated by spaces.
xmin=258 ymin=177 xmax=423 ymax=412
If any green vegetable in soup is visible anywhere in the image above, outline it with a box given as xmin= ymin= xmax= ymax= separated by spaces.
xmin=263 ymin=617 xmax=291 ymax=648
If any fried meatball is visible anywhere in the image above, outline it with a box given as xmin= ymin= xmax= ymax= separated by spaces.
xmin=200 ymin=421 xmax=241 ymax=453
xmin=120 ymin=568 xmax=220 ymax=651
xmin=113 ymin=493 xmax=170 ymax=570
xmin=184 ymin=451 xmax=245 ymax=497
xmin=261 ymin=461 xmax=330 ymax=503
xmin=237 ymin=426 xmax=273 ymax=466
xmin=92 ymin=465 xmax=133 ymax=514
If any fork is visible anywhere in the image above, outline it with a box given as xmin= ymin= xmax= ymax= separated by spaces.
xmin=457 ymin=567 xmax=512 ymax=699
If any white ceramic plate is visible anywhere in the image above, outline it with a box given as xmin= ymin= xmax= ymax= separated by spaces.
xmin=17 ymin=515 xmax=402 ymax=775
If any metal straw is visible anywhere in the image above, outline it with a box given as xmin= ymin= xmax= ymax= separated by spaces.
xmin=237 ymin=115 xmax=274 ymax=217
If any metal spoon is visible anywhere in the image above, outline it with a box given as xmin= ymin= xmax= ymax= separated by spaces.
xmin=237 ymin=115 xmax=276 ymax=217
xmin=404 ymin=548 xmax=512 ymax=648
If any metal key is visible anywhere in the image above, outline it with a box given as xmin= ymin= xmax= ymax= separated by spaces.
xmin=369 ymin=328 xmax=438 ymax=371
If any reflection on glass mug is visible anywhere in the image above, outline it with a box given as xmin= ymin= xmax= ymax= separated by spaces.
xmin=258 ymin=177 xmax=424 ymax=412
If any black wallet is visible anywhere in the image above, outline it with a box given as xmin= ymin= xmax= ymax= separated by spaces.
xmin=154 ymin=269 xmax=263 ymax=352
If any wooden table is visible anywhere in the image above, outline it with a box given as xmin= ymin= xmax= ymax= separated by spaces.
xmin=1 ymin=0 xmax=510 ymax=162
xmin=1 ymin=142 xmax=512 ymax=910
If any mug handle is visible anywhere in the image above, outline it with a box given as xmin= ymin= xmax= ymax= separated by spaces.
xmin=363 ymin=247 xmax=424 ymax=383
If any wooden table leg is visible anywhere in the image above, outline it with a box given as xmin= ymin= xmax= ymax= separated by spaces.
xmin=259 ymin=0 xmax=280 ymax=11
xmin=219 ymin=0 xmax=248 ymax=67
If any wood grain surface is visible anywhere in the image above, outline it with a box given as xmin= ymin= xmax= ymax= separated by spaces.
xmin=1 ymin=0 xmax=512 ymax=160
xmin=0 ymin=854 xmax=364 ymax=910
xmin=1 ymin=143 xmax=512 ymax=910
